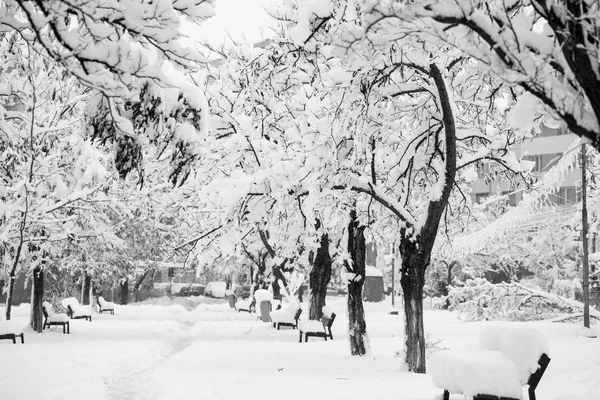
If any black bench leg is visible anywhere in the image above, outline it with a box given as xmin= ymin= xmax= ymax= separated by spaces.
xmin=67 ymin=322 xmax=70 ymax=334
xmin=20 ymin=334 xmax=24 ymax=344
xmin=443 ymin=390 xmax=449 ymax=400
xmin=299 ymin=331 xmax=302 ymax=343
xmin=12 ymin=336 xmax=16 ymax=344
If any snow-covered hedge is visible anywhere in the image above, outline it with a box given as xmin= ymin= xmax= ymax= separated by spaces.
xmin=446 ymin=278 xmax=595 ymax=322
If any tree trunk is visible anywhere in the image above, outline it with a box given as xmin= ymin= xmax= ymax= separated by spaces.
xmin=82 ymin=272 xmax=92 ymax=305
xmin=5 ymin=240 xmax=25 ymax=320
xmin=119 ymin=278 xmax=129 ymax=305
xmin=30 ymin=266 xmax=44 ymax=332
xmin=5 ymin=273 xmax=17 ymax=320
xmin=309 ymin=232 xmax=332 ymax=320
xmin=400 ymin=239 xmax=427 ymax=373
xmin=251 ymin=262 xmax=266 ymax=295
xmin=346 ymin=210 xmax=368 ymax=356
xmin=447 ymin=261 xmax=454 ymax=289
xmin=272 ymin=266 xmax=284 ymax=301
xmin=134 ymin=268 xmax=154 ymax=302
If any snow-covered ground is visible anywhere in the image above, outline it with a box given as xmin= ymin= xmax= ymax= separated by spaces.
xmin=1 ymin=296 xmax=599 ymax=400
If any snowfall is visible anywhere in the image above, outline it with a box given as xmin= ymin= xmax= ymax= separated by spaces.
xmin=1 ymin=295 xmax=599 ymax=400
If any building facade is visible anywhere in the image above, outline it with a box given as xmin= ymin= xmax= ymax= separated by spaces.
xmin=470 ymin=125 xmax=582 ymax=206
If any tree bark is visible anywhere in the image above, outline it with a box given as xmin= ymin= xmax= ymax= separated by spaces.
xmin=400 ymin=239 xmax=427 ymax=373
xmin=272 ymin=265 xmax=285 ymax=301
xmin=5 ymin=274 xmax=17 ymax=321
xmin=309 ymin=232 xmax=332 ymax=320
xmin=82 ymin=272 xmax=92 ymax=305
xmin=119 ymin=278 xmax=129 ymax=305
xmin=134 ymin=267 xmax=154 ymax=302
xmin=257 ymin=229 xmax=289 ymax=301
xmin=393 ymin=63 xmax=457 ymax=373
xmin=346 ymin=210 xmax=368 ymax=356
xmin=30 ymin=266 xmax=44 ymax=332
xmin=5 ymin=241 xmax=25 ymax=321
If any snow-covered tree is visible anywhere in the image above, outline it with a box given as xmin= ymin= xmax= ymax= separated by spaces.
xmin=383 ymin=0 xmax=600 ymax=151
xmin=0 ymin=36 xmax=120 ymax=328
xmin=1 ymin=0 xmax=215 ymax=185
xmin=249 ymin=0 xmax=534 ymax=371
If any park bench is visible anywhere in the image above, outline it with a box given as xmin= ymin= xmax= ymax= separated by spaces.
xmin=0 ymin=321 xmax=25 ymax=344
xmin=97 ymin=296 xmax=115 ymax=314
xmin=298 ymin=312 xmax=336 ymax=342
xmin=235 ymin=299 xmax=251 ymax=313
xmin=42 ymin=301 xmax=70 ymax=334
xmin=430 ymin=324 xmax=551 ymax=400
xmin=61 ymin=297 xmax=93 ymax=321
xmin=271 ymin=307 xmax=302 ymax=330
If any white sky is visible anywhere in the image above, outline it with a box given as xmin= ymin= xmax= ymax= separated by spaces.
xmin=196 ymin=0 xmax=277 ymax=45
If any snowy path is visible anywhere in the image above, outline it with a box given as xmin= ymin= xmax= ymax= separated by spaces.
xmin=1 ymin=297 xmax=600 ymax=400
xmin=106 ymin=320 xmax=195 ymax=400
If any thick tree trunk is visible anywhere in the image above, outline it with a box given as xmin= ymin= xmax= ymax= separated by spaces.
xmin=309 ymin=232 xmax=332 ymax=320
xmin=348 ymin=279 xmax=368 ymax=355
xmin=30 ymin=266 xmax=44 ymax=332
xmin=400 ymin=239 xmax=427 ymax=373
xmin=346 ymin=210 xmax=368 ymax=356
xmin=82 ymin=273 xmax=92 ymax=305
xmin=272 ymin=266 xmax=286 ymax=301
xmin=119 ymin=279 xmax=129 ymax=305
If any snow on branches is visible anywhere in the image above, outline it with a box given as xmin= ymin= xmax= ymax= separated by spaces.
xmin=84 ymin=80 xmax=209 ymax=186
xmin=368 ymin=0 xmax=600 ymax=151
xmin=1 ymin=0 xmax=215 ymax=186
xmin=447 ymin=278 xmax=600 ymax=322
xmin=1 ymin=0 xmax=215 ymax=97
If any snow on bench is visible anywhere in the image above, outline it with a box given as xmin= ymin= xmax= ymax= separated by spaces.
xmin=97 ymin=296 xmax=115 ymax=314
xmin=0 ymin=320 xmax=26 ymax=344
xmin=271 ymin=306 xmax=302 ymax=330
xmin=235 ymin=299 xmax=251 ymax=313
xmin=430 ymin=324 xmax=551 ymax=400
xmin=61 ymin=297 xmax=93 ymax=321
xmin=298 ymin=308 xmax=336 ymax=342
xmin=43 ymin=301 xmax=70 ymax=334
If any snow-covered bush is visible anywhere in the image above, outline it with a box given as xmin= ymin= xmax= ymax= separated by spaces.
xmin=447 ymin=279 xmax=581 ymax=322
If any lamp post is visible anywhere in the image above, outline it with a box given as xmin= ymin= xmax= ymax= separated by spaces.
xmin=390 ymin=241 xmax=399 ymax=315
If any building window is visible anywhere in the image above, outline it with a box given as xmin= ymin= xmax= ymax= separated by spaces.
xmin=548 ymin=186 xmax=580 ymax=205
xmin=523 ymin=155 xmax=542 ymax=172
xmin=475 ymin=193 xmax=489 ymax=203
xmin=477 ymin=163 xmax=489 ymax=179
xmin=523 ymin=153 xmax=562 ymax=172
xmin=540 ymin=153 xmax=562 ymax=171
xmin=539 ymin=125 xmax=569 ymax=137
xmin=501 ymin=191 xmax=517 ymax=206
